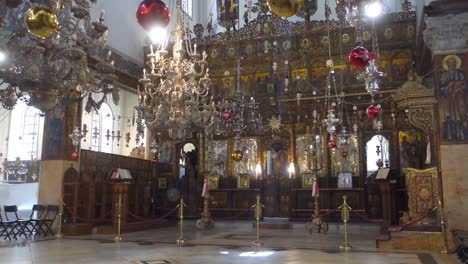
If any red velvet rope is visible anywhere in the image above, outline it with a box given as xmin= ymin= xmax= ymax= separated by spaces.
xmin=350 ymin=210 xmax=432 ymax=231
xmin=127 ymin=206 xmax=179 ymax=222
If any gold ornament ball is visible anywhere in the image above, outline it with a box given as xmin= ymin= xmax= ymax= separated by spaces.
xmin=267 ymin=0 xmax=304 ymax=18
xmin=25 ymin=7 xmax=59 ymax=38
xmin=232 ymin=150 xmax=244 ymax=162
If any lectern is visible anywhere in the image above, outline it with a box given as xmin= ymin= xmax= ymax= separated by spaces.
xmin=109 ymin=169 xmax=132 ymax=229
xmin=375 ymin=168 xmax=398 ymax=226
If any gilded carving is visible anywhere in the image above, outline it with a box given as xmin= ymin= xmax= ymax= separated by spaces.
xmin=403 ymin=167 xmax=439 ymax=220
xmin=384 ymin=28 xmax=393 ymax=40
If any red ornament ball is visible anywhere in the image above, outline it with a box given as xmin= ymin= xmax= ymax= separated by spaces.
xmin=221 ymin=111 xmax=232 ymax=121
xmin=151 ymin=158 xmax=158 ymax=164
xmin=366 ymin=105 xmax=379 ymax=119
xmin=71 ymin=151 xmax=79 ymax=159
xmin=136 ymin=0 xmax=170 ymax=31
xmin=348 ymin=46 xmax=371 ymax=69
xmin=341 ymin=151 xmax=348 ymax=158
xmin=328 ymin=140 xmax=337 ymax=149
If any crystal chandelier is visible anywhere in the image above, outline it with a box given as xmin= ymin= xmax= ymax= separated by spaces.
xmin=0 ymin=0 xmax=118 ymax=112
xmin=211 ymin=59 xmax=264 ymax=140
xmin=136 ymin=5 xmax=213 ymax=141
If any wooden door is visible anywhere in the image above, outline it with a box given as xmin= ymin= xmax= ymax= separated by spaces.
xmin=263 ymin=149 xmax=290 ymax=217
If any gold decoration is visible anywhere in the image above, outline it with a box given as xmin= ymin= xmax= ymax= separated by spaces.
xmin=342 ymin=33 xmax=350 ymax=44
xmin=25 ymin=7 xmax=59 ymax=38
xmin=267 ymin=0 xmax=304 ymax=18
xmin=252 ymin=194 xmax=263 ymax=247
xmin=237 ymin=173 xmax=250 ymax=188
xmin=403 ymin=167 xmax=439 ymax=220
xmin=339 ymin=195 xmax=352 ymax=251
xmin=232 ymin=149 xmax=244 ymax=161
xmin=384 ymin=28 xmax=393 ymax=40
xmin=442 ymin=54 xmax=462 ymax=71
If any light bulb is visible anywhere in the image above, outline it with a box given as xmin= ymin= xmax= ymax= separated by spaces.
xmin=148 ymin=26 xmax=167 ymax=45
xmin=365 ymin=1 xmax=383 ymax=18
xmin=0 ymin=51 xmax=6 ymax=63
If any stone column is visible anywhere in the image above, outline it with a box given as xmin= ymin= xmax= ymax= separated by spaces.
xmin=38 ymin=103 xmax=80 ymax=207
xmin=423 ymin=9 xmax=468 ymax=249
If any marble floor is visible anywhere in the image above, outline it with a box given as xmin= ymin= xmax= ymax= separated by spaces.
xmin=0 ymin=221 xmax=459 ymax=264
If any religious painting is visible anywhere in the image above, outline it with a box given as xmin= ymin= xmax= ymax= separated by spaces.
xmin=310 ymin=67 xmax=327 ymax=88
xmin=302 ymin=172 xmax=313 ymax=188
xmin=233 ymin=138 xmax=257 ymax=177
xmin=254 ymin=72 xmax=269 ymax=97
xmin=237 ymin=173 xmax=250 ymax=188
xmin=216 ymin=0 xmax=239 ymax=30
xmin=240 ymin=75 xmax=253 ymax=96
xmin=291 ymin=68 xmax=308 ymax=82
xmin=337 ymin=172 xmax=352 ymax=188
xmin=391 ymin=58 xmax=411 ymax=82
xmin=438 ymin=54 xmax=468 ymax=142
xmin=334 ymin=65 xmax=348 ymax=91
xmin=221 ymin=76 xmax=235 ymax=98
xmin=399 ymin=131 xmax=428 ymax=169
xmin=205 ymin=140 xmax=228 ymax=177
xmin=158 ymin=177 xmax=167 ymax=189
xmin=207 ymin=174 xmax=220 ymax=189
xmin=42 ymin=110 xmax=67 ymax=160
xmin=331 ymin=136 xmax=359 ymax=177
xmin=296 ymin=135 xmax=309 ymax=173
xmin=159 ymin=141 xmax=173 ymax=164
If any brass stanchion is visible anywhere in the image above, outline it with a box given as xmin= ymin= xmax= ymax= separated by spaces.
xmin=251 ymin=194 xmax=263 ymax=247
xmin=55 ymin=198 xmax=64 ymax=239
xmin=438 ymin=200 xmax=449 ymax=254
xmin=176 ymin=196 xmax=185 ymax=246
xmin=339 ymin=195 xmax=351 ymax=251
xmin=114 ymin=191 xmax=123 ymax=242
xmin=306 ymin=177 xmax=328 ymax=233
xmin=196 ymin=178 xmax=215 ymax=230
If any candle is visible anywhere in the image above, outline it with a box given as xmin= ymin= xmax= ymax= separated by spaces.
xmin=255 ymin=163 xmax=262 ymax=179
xmin=150 ymin=44 xmax=154 ymax=55
xmin=100 ymin=10 xmax=105 ymax=21
xmin=194 ymin=43 xmax=197 ymax=54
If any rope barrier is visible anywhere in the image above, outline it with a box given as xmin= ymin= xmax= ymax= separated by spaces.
xmin=210 ymin=208 xmax=253 ymax=221
xmin=63 ymin=206 xmax=115 ymax=223
xmin=127 ymin=206 xmax=179 ymax=222
xmin=350 ymin=209 xmax=433 ymax=231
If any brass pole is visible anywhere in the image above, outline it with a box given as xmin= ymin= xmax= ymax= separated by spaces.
xmin=55 ymin=198 xmax=64 ymax=239
xmin=252 ymin=194 xmax=263 ymax=247
xmin=114 ymin=191 xmax=123 ymax=242
xmin=196 ymin=180 xmax=215 ymax=230
xmin=306 ymin=185 xmax=328 ymax=233
xmin=339 ymin=195 xmax=351 ymax=251
xmin=439 ymin=200 xmax=449 ymax=254
xmin=176 ymin=196 xmax=185 ymax=246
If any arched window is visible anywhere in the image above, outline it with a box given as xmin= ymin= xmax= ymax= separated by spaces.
xmin=99 ymin=103 xmax=113 ymax=153
xmin=182 ymin=0 xmax=192 ymax=17
xmin=7 ymin=101 xmax=43 ymax=160
xmin=91 ymin=110 xmax=101 ymax=151
xmin=89 ymin=103 xmax=114 ymax=153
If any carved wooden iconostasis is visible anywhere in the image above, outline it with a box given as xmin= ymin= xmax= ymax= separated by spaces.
xmin=71 ymin=10 xmax=441 ymax=224
xmin=168 ymin=10 xmax=433 ymax=221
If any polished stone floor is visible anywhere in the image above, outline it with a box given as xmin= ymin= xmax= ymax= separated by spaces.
xmin=0 ymin=221 xmax=458 ymax=264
